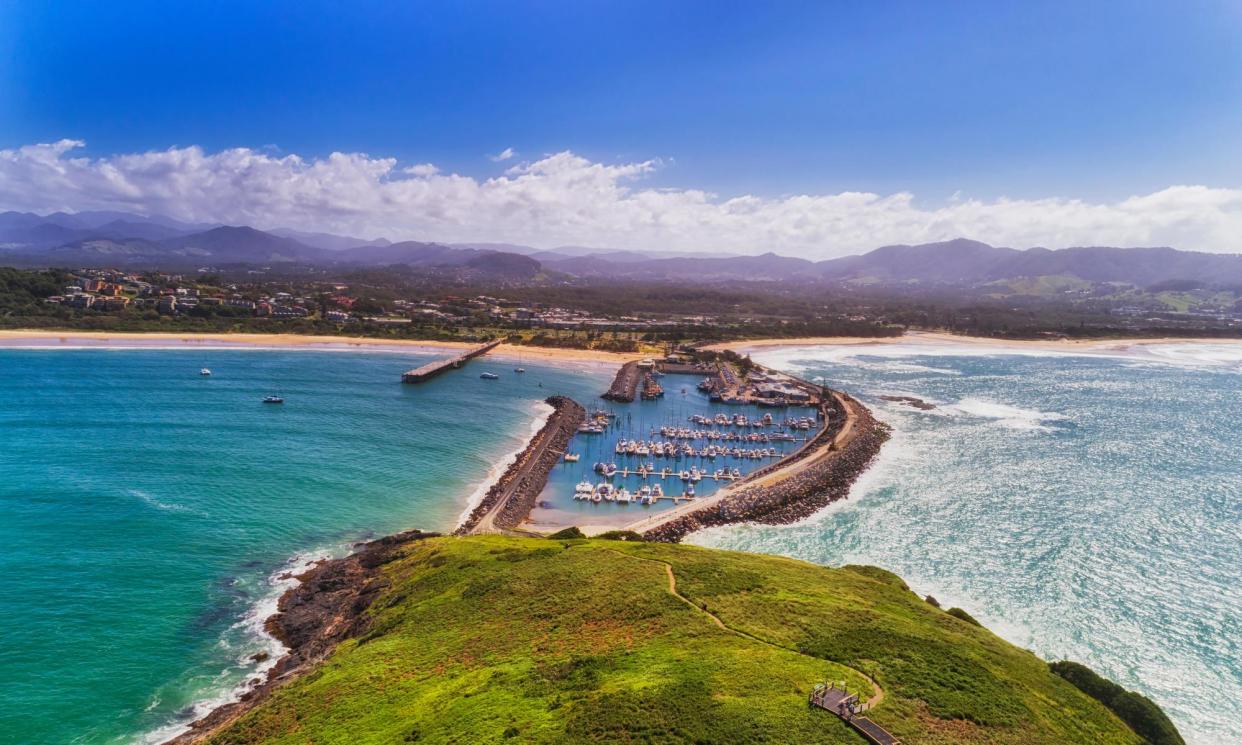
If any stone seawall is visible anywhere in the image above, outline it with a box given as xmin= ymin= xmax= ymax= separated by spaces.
xmin=601 ymin=361 xmax=640 ymax=402
xmin=643 ymin=395 xmax=889 ymax=542
xmin=455 ymin=396 xmax=586 ymax=534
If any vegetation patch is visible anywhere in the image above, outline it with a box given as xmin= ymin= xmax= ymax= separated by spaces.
xmin=195 ymin=536 xmax=1169 ymax=745
xmin=1049 ymin=661 xmax=1185 ymax=745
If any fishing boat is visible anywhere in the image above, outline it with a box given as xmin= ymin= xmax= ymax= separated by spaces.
xmin=262 ymin=395 xmax=284 ymax=404
xmin=200 ymin=368 xmax=212 ymax=376
xmin=564 ymin=453 xmax=580 ymax=462
xmin=480 ymin=372 xmax=500 ymax=380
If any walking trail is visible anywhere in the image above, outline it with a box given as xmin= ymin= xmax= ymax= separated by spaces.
xmin=601 ymin=547 xmax=885 ymax=710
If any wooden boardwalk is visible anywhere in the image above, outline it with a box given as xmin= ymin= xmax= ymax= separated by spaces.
xmin=401 ymin=339 xmax=502 ymax=383
xmin=809 ymin=684 xmax=901 ymax=745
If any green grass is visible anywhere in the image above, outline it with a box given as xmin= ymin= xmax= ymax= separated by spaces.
xmin=205 ymin=536 xmax=1151 ymax=744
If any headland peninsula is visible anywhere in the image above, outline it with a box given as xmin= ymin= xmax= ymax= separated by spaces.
xmin=145 ymin=340 xmax=1182 ymax=745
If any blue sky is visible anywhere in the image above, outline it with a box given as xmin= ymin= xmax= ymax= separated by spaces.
xmin=2 ymin=1 xmax=1242 ymax=254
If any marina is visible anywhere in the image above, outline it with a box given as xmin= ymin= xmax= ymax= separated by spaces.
xmin=526 ymin=363 xmax=826 ymax=529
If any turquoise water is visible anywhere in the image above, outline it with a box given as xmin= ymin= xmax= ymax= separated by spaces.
xmin=693 ymin=342 xmax=1242 ymax=744
xmin=529 ymin=380 xmax=813 ymax=529
xmin=0 ymin=348 xmax=606 ymax=744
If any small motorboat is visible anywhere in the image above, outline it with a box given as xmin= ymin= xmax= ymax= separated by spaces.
xmin=262 ymin=395 xmax=284 ymax=404
xmin=514 ymin=367 xmax=526 ymax=374
xmin=563 ymin=453 xmax=580 ymax=462
xmin=480 ymin=372 xmax=500 ymax=380
xmin=200 ymin=368 xmax=212 ymax=376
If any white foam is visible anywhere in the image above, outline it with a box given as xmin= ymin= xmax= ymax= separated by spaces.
xmin=130 ymin=488 xmax=200 ymax=515
xmin=454 ymin=399 xmax=555 ymax=529
xmin=754 ymin=338 xmax=1242 ymax=374
xmin=138 ymin=545 xmax=344 ymax=744
xmin=943 ymin=397 xmax=1068 ymax=431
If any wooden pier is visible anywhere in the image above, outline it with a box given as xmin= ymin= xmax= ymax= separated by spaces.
xmin=401 ymin=339 xmax=503 ymax=383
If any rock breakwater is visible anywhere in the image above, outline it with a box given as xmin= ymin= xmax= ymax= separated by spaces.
xmin=455 ymin=395 xmax=586 ymax=534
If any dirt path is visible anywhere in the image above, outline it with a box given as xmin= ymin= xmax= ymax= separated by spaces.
xmin=603 ymin=547 xmax=884 ymax=708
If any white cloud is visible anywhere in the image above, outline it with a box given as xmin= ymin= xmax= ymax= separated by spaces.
xmin=489 ymin=147 xmax=516 ymax=162
xmin=2 ymin=139 xmax=1241 ymax=257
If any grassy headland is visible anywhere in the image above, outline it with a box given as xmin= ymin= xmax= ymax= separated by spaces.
xmin=184 ymin=534 xmax=1163 ymax=745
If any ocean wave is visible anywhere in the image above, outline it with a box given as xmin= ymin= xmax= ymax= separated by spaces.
xmin=129 ymin=488 xmax=201 ymax=515
xmin=943 ymin=397 xmax=1068 ymax=431
xmin=756 ymin=338 xmax=1242 ymax=376
xmin=138 ymin=546 xmax=343 ymax=744
xmin=454 ymin=399 xmax=555 ymax=528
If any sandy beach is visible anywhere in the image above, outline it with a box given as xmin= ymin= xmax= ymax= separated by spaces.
xmin=708 ymin=330 xmax=1242 ymax=356
xmin=0 ymin=330 xmax=642 ymax=365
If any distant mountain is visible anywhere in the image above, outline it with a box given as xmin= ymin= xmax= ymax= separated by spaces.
xmin=8 ymin=211 xmax=1242 ymax=286
xmin=0 ymin=210 xmax=210 ymax=248
xmin=269 ymin=228 xmax=391 ymax=251
xmin=337 ymin=241 xmax=492 ymax=266
xmin=817 ymin=239 xmax=1019 ymax=282
xmin=158 ymin=226 xmax=327 ymax=263
xmin=542 ymin=251 xmax=815 ymax=281
xmin=817 ymin=238 xmax=1242 ymax=287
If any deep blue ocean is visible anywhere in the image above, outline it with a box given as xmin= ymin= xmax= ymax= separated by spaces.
xmin=1 ymin=342 xmax=1238 ymax=743
xmin=0 ymin=347 xmax=607 ymax=744
xmin=694 ymin=341 xmax=1242 ymax=744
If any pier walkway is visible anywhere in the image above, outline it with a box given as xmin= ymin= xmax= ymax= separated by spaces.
xmin=401 ymin=339 xmax=502 ymax=383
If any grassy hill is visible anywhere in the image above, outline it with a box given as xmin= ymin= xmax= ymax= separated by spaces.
xmin=199 ymin=535 xmax=1160 ymax=744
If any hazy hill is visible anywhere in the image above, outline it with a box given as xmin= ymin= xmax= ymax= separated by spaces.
xmin=269 ymin=227 xmax=391 ymax=251
xmin=817 ymin=238 xmax=1242 ymax=286
xmin=158 ymin=226 xmax=327 ymax=263
xmin=545 ymin=251 xmax=815 ymax=280
xmin=183 ymin=534 xmax=1171 ymax=745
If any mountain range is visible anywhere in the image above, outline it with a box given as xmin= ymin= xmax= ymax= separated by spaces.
xmin=4 ymin=209 xmax=1242 ymax=287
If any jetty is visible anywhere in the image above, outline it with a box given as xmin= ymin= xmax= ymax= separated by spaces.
xmin=401 ymin=339 xmax=503 ymax=383
xmin=602 ymin=361 xmax=641 ymax=402
xmin=456 ymin=396 xmax=586 ymax=535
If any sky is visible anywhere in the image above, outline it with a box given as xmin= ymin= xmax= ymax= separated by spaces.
xmin=2 ymin=1 xmax=1242 ymax=257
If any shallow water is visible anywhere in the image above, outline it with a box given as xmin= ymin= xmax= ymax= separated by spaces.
xmin=0 ymin=348 xmax=606 ymax=744
xmin=692 ymin=343 xmax=1242 ymax=744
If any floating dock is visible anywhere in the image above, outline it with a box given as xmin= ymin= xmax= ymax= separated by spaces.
xmin=401 ymin=339 xmax=503 ymax=383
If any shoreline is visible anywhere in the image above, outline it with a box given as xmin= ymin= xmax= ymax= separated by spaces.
xmin=454 ymin=395 xmax=586 ymax=535
xmin=166 ymin=530 xmax=440 ymax=744
xmin=709 ymin=330 xmax=1242 ymax=355
xmin=0 ymin=329 xmax=641 ymax=365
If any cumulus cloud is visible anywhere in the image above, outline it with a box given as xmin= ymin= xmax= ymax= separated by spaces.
xmin=489 ymin=147 xmax=516 ymax=162
xmin=2 ymin=139 xmax=1241 ymax=257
